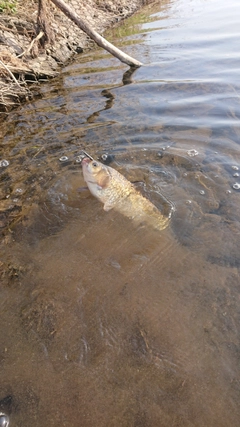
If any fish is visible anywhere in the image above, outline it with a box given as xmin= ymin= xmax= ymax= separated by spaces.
xmin=81 ymin=157 xmax=170 ymax=231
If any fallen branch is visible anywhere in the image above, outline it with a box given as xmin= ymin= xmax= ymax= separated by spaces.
xmin=0 ymin=59 xmax=21 ymax=87
xmin=17 ymin=31 xmax=45 ymax=58
xmin=49 ymin=0 xmax=142 ymax=67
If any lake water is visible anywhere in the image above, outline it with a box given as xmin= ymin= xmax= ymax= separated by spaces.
xmin=0 ymin=0 xmax=240 ymax=425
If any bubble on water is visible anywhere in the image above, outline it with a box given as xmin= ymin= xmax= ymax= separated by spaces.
xmin=199 ymin=190 xmax=205 ymax=195
xmin=15 ymin=188 xmax=24 ymax=194
xmin=0 ymin=160 xmax=9 ymax=167
xmin=100 ymin=153 xmax=114 ymax=164
xmin=187 ymin=149 xmax=199 ymax=157
xmin=0 ymin=413 xmax=9 ymax=427
xmin=101 ymin=154 xmax=108 ymax=161
xmin=75 ymin=155 xmax=85 ymax=163
xmin=232 ymin=183 xmax=240 ymax=190
xmin=59 ymin=156 xmax=69 ymax=162
xmin=233 ymin=173 xmax=239 ymax=177
xmin=231 ymin=165 xmax=239 ymax=171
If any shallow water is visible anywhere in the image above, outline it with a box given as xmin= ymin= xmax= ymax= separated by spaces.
xmin=1 ymin=0 xmax=240 ymax=425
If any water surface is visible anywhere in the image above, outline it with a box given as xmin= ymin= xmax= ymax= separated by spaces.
xmin=0 ymin=0 xmax=240 ymax=425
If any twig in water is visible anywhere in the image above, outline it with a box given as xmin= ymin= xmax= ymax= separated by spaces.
xmin=0 ymin=59 xmax=21 ymax=87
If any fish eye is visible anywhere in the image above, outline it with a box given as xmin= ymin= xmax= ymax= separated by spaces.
xmin=92 ymin=161 xmax=98 ymax=167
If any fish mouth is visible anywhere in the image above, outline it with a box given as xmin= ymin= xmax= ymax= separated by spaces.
xmin=81 ymin=157 xmax=91 ymax=166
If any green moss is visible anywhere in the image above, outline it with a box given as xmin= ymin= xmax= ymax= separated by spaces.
xmin=0 ymin=0 xmax=17 ymax=14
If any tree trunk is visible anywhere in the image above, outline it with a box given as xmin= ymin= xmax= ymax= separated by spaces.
xmin=49 ymin=0 xmax=142 ymax=67
xmin=37 ymin=0 xmax=55 ymax=47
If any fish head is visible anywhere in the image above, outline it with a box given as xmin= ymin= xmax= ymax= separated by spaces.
xmin=82 ymin=157 xmax=111 ymax=198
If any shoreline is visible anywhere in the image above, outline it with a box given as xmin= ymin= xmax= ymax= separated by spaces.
xmin=0 ymin=0 xmax=154 ymax=117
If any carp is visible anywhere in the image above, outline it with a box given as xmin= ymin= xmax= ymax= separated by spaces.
xmin=81 ymin=157 xmax=170 ymax=231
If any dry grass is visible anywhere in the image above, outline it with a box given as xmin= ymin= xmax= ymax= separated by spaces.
xmin=0 ymin=50 xmax=31 ymax=73
xmin=0 ymin=78 xmax=30 ymax=111
xmin=0 ymin=50 xmax=33 ymax=114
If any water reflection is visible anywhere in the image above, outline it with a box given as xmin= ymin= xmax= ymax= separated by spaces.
xmin=1 ymin=0 xmax=240 ymax=425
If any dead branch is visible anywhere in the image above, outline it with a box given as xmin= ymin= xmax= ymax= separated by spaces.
xmin=49 ymin=0 xmax=142 ymax=67
xmin=17 ymin=31 xmax=45 ymax=58
xmin=0 ymin=59 xmax=21 ymax=87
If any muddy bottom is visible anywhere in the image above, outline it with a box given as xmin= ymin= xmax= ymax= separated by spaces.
xmin=1 ymin=0 xmax=240 ymax=425
xmin=0 ymin=146 xmax=240 ymax=426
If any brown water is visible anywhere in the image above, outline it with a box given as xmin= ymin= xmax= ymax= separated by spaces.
xmin=1 ymin=0 xmax=240 ymax=425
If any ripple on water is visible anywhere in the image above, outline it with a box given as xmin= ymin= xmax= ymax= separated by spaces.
xmin=1 ymin=0 xmax=240 ymax=425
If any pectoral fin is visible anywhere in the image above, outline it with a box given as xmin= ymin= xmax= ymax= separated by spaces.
xmin=103 ymin=201 xmax=114 ymax=211
xmin=97 ymin=172 xmax=110 ymax=189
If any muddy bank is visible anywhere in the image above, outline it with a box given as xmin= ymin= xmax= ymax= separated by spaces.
xmin=0 ymin=0 xmax=152 ymax=115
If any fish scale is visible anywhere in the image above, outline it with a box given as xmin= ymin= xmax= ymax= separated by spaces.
xmin=82 ymin=157 xmax=170 ymax=231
